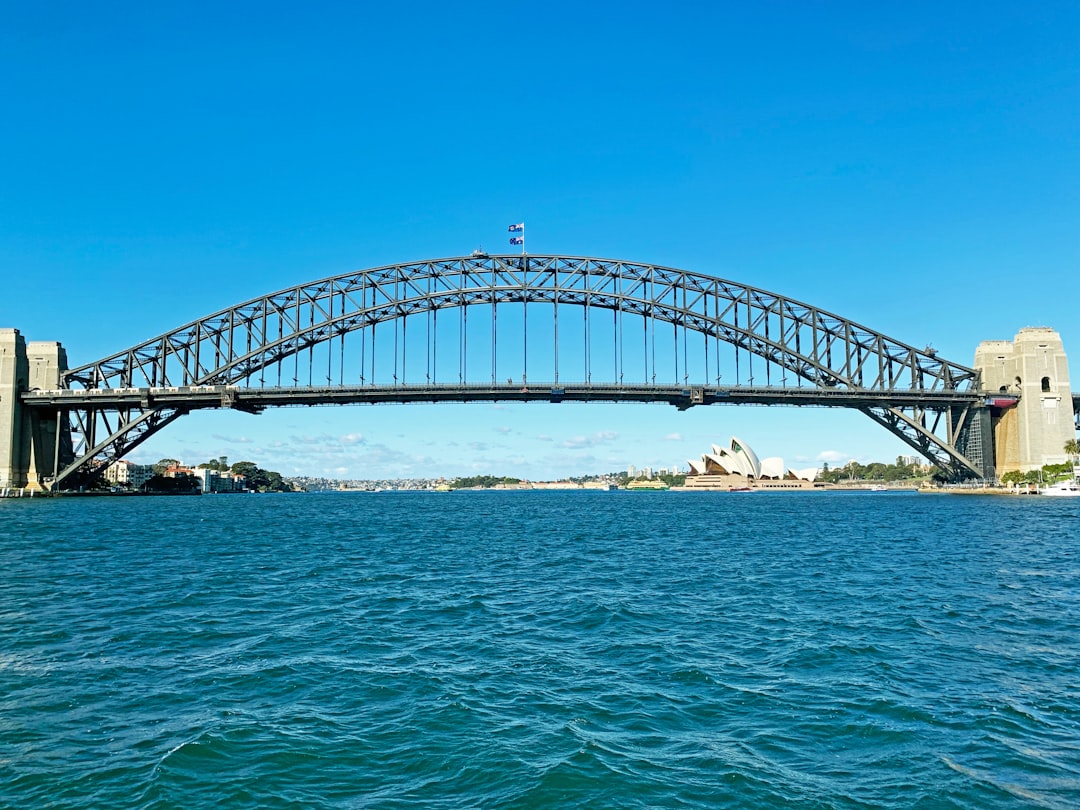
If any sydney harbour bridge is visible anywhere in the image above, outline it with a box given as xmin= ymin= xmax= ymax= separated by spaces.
xmin=6 ymin=253 xmax=1064 ymax=490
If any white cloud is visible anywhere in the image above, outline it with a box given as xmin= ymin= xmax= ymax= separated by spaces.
xmin=562 ymin=431 xmax=619 ymax=449
xmin=494 ymin=426 xmax=512 ymax=434
xmin=816 ymin=449 xmax=848 ymax=463
xmin=663 ymin=432 xmax=683 ymax=442
xmin=291 ymin=433 xmax=335 ymax=445
xmin=211 ymin=433 xmax=253 ymax=444
xmin=339 ymin=433 xmax=365 ymax=445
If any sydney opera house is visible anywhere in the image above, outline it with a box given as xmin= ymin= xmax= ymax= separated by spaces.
xmin=680 ymin=437 xmax=824 ymax=491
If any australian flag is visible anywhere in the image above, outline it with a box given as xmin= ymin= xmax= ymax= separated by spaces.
xmin=509 ymin=236 xmax=524 ymax=245
xmin=508 ymin=223 xmax=524 ymax=232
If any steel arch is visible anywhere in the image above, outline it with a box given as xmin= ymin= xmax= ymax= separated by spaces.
xmin=46 ymin=255 xmax=985 ymax=486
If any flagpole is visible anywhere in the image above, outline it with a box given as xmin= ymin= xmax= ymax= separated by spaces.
xmin=521 ymin=222 xmax=526 ymax=256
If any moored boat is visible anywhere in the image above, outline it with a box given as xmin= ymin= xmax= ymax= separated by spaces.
xmin=1040 ymin=480 xmax=1080 ymax=497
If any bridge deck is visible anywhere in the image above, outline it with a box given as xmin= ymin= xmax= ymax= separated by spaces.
xmin=23 ymin=383 xmax=987 ymax=412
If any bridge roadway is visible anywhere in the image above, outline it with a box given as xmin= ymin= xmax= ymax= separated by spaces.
xmin=22 ymin=382 xmax=991 ymax=412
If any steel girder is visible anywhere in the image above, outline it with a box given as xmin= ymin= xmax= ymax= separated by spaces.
xmin=49 ymin=255 xmax=983 ymax=487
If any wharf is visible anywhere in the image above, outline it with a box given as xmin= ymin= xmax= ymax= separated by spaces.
xmin=0 ymin=487 xmax=49 ymax=499
xmin=918 ymin=486 xmax=1038 ymax=496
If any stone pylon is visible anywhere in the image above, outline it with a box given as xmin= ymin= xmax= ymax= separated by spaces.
xmin=0 ymin=329 xmax=29 ymax=489
xmin=974 ymin=327 xmax=1075 ymax=476
xmin=0 ymin=329 xmax=70 ymax=491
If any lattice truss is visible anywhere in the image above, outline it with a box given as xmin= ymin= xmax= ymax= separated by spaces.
xmin=54 ymin=256 xmax=983 ymax=485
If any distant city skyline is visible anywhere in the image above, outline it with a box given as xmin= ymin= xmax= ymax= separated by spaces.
xmin=3 ymin=2 xmax=1077 ymax=480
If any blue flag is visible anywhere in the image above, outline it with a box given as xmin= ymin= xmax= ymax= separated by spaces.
xmin=508 ymin=223 xmax=524 ymax=232
xmin=509 ymin=236 xmax=524 ymax=245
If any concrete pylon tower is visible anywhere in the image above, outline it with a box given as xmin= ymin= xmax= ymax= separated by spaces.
xmin=0 ymin=330 xmax=71 ymax=491
xmin=23 ymin=341 xmax=70 ymax=489
xmin=974 ymin=327 xmax=1075 ymax=476
xmin=0 ymin=329 xmax=29 ymax=488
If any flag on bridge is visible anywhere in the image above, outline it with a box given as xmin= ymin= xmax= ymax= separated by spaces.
xmin=507 ymin=222 xmax=525 ymax=253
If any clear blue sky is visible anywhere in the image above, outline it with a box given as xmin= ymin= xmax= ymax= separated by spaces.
xmin=3 ymin=1 xmax=1078 ymax=479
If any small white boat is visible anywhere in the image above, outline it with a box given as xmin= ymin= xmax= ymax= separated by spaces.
xmin=1040 ymin=480 xmax=1080 ymax=497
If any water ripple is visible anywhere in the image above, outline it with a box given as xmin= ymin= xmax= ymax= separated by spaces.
xmin=2 ymin=492 xmax=1078 ymax=807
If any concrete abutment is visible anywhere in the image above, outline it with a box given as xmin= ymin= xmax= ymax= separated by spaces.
xmin=974 ymin=327 xmax=1076 ymax=478
xmin=0 ymin=329 xmax=70 ymax=491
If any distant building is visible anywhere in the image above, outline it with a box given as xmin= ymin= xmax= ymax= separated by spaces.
xmin=627 ymin=465 xmax=636 ymax=478
xmin=531 ymin=480 xmax=582 ymax=490
xmin=193 ymin=467 xmax=247 ymax=493
xmin=682 ymin=437 xmax=821 ymax=490
xmin=103 ymin=460 xmax=153 ymax=489
xmin=163 ymin=463 xmax=197 ymax=478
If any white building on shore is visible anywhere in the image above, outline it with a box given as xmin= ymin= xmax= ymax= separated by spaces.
xmin=682 ymin=437 xmax=822 ymax=490
xmin=103 ymin=460 xmax=154 ymax=489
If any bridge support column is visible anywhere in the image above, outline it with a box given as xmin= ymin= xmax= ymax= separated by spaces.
xmin=0 ymin=329 xmax=29 ymax=489
xmin=956 ymin=405 xmax=996 ymax=480
xmin=0 ymin=330 xmax=70 ymax=492
xmin=24 ymin=340 xmax=70 ymax=491
xmin=975 ymin=327 xmax=1074 ymax=478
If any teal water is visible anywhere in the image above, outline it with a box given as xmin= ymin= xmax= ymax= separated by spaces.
xmin=2 ymin=492 xmax=1078 ymax=808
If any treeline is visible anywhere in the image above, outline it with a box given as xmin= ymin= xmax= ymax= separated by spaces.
xmin=817 ymin=458 xmax=926 ymax=484
xmin=1001 ymin=463 xmax=1073 ymax=486
xmin=225 ymin=461 xmax=291 ymax=492
xmin=606 ymin=472 xmax=687 ymax=487
xmin=448 ymin=475 xmax=523 ymax=490
xmin=142 ymin=456 xmax=292 ymax=493
xmin=1002 ymin=442 xmax=1079 ymax=485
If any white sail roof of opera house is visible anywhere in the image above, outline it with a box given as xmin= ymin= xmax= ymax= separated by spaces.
xmin=687 ymin=437 xmax=817 ymax=481
xmin=760 ymin=457 xmax=785 ymax=480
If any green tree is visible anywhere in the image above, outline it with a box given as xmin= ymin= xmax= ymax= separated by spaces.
xmin=657 ymin=472 xmax=687 ymax=487
xmin=230 ymin=461 xmax=259 ymax=478
xmin=449 ymin=475 xmax=523 ymax=490
xmin=229 ymin=460 xmax=291 ymax=492
xmin=231 ymin=461 xmax=263 ymax=490
xmin=198 ymin=456 xmax=229 ymax=472
xmin=1042 ymin=463 xmax=1072 ymax=483
xmin=152 ymin=458 xmax=180 ymax=475
xmin=866 ymin=462 xmax=887 ymax=480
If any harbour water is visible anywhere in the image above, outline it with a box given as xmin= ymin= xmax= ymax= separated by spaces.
xmin=2 ymin=491 xmax=1077 ymax=808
